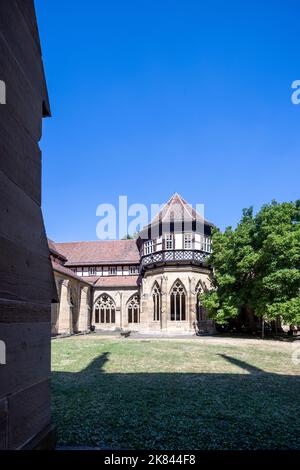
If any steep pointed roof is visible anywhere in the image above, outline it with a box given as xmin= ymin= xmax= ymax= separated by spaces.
xmin=143 ymin=193 xmax=213 ymax=230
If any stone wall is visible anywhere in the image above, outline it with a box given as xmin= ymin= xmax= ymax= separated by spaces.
xmin=89 ymin=266 xmax=214 ymax=335
xmin=140 ymin=267 xmax=212 ymax=334
xmin=52 ymin=272 xmax=92 ymax=335
xmin=0 ymin=1 xmax=56 ymax=449
xmin=92 ymin=287 xmax=139 ymax=331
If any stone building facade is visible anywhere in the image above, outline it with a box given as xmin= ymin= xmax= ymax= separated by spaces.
xmin=50 ymin=194 xmax=215 ymax=336
xmin=0 ymin=0 xmax=57 ymax=449
xmin=49 ymin=241 xmax=92 ymax=335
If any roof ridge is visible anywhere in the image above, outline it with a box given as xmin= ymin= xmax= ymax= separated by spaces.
xmin=152 ymin=193 xmax=184 ymax=223
xmin=55 ymin=239 xmax=136 ymax=244
xmin=180 ymin=195 xmax=196 ymax=219
xmin=140 ymin=193 xmax=213 ymax=231
xmin=151 ymin=193 xmax=194 ymax=223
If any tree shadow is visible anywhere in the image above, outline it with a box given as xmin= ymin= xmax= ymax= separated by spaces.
xmin=52 ymin=352 xmax=300 ymax=450
xmin=217 ymin=353 xmax=266 ymax=374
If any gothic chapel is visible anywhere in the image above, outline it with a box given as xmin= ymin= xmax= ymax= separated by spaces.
xmin=50 ymin=194 xmax=215 ymax=335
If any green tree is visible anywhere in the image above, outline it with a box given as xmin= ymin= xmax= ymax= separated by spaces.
xmin=201 ymin=200 xmax=300 ymax=332
xmin=122 ymin=232 xmax=139 ymax=240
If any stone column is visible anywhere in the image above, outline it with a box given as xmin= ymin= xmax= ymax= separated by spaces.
xmin=78 ymin=286 xmax=90 ymax=332
xmin=189 ymin=276 xmax=197 ymax=333
xmin=91 ymin=300 xmax=95 ymax=326
xmin=140 ymin=278 xmax=149 ymax=330
xmin=161 ymin=275 xmax=168 ymax=331
xmin=58 ymin=280 xmax=72 ymax=334
xmin=116 ymin=291 xmax=122 ymax=329
xmin=51 ymin=279 xmax=62 ymax=335
xmin=51 ymin=303 xmax=59 ymax=335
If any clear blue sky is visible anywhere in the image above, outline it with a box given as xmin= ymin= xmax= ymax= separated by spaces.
xmin=36 ymin=0 xmax=299 ymax=241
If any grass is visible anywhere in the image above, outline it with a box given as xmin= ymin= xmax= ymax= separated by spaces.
xmin=51 ymin=336 xmax=300 ymax=449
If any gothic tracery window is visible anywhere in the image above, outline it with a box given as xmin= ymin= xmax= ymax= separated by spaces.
xmin=170 ymin=280 xmax=186 ymax=321
xmin=94 ymin=294 xmax=116 ymax=324
xmin=195 ymin=282 xmax=207 ymax=321
xmin=127 ymin=294 xmax=140 ymax=323
xmin=152 ymin=283 xmax=161 ymax=321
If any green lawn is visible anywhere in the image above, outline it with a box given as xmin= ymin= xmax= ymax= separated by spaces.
xmin=51 ymin=336 xmax=300 ymax=449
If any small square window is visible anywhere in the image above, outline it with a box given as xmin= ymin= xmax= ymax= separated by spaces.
xmin=184 ymin=233 xmax=193 ymax=249
xmin=165 ymin=234 xmax=173 ymax=250
xmin=129 ymin=266 xmax=139 ymax=275
xmin=144 ymin=240 xmax=154 ymax=255
xmin=89 ymin=267 xmax=96 ymax=276
xmin=202 ymin=236 xmax=212 ymax=253
xmin=109 ymin=266 xmax=117 ymax=275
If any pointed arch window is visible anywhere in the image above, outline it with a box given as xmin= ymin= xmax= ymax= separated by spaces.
xmin=195 ymin=282 xmax=207 ymax=321
xmin=152 ymin=283 xmax=161 ymax=321
xmin=95 ymin=294 xmax=116 ymax=324
xmin=128 ymin=294 xmax=140 ymax=323
xmin=170 ymin=280 xmax=186 ymax=321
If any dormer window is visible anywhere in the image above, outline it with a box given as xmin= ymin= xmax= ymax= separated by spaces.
xmin=184 ymin=233 xmax=192 ymax=249
xmin=165 ymin=234 xmax=173 ymax=250
xmin=144 ymin=240 xmax=154 ymax=255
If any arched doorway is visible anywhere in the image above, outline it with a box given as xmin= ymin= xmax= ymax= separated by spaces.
xmin=195 ymin=281 xmax=215 ymax=334
xmin=195 ymin=281 xmax=207 ymax=322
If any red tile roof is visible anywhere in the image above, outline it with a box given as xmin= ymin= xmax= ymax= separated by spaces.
xmin=54 ymin=240 xmax=140 ymax=266
xmin=92 ymin=275 xmax=139 ymax=288
xmin=48 ymin=239 xmax=67 ymax=261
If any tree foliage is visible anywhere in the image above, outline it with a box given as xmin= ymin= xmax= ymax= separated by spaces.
xmin=122 ymin=232 xmax=139 ymax=240
xmin=201 ymin=200 xmax=300 ymax=326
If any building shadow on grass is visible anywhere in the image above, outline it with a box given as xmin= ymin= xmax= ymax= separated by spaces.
xmin=52 ymin=352 xmax=300 ymax=450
